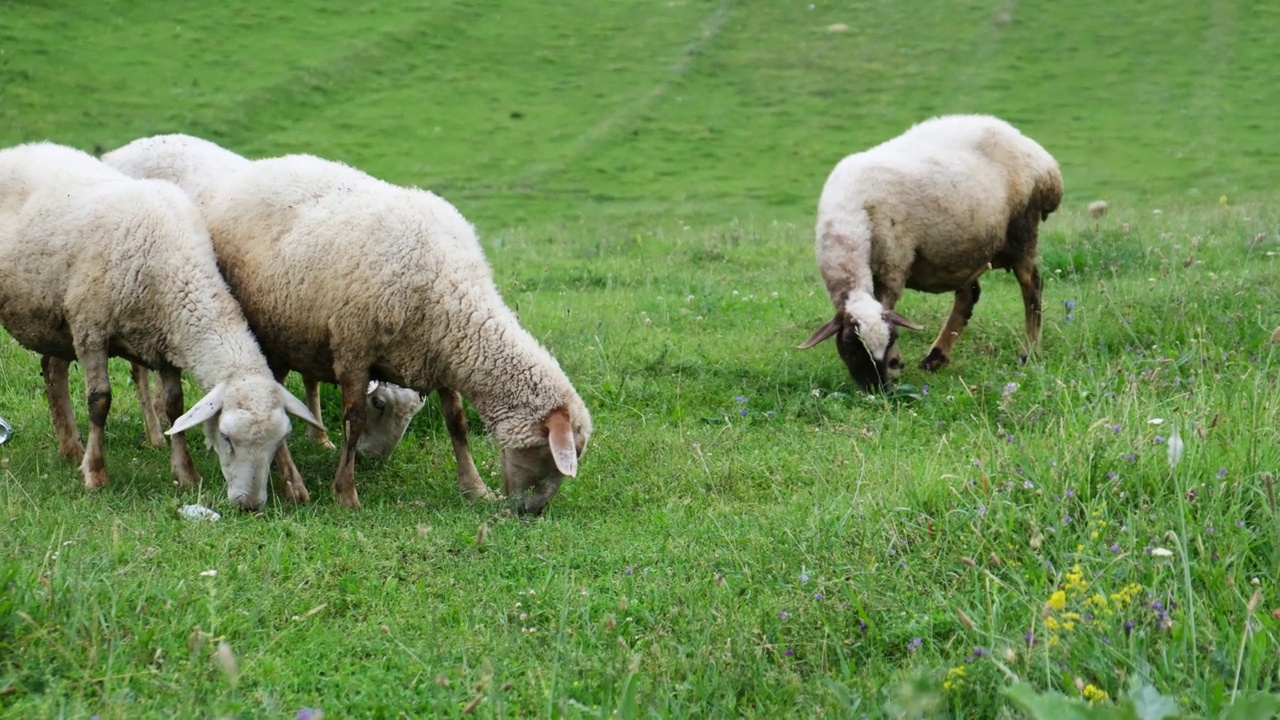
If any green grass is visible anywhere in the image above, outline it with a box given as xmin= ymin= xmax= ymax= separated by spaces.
xmin=2 ymin=0 xmax=1280 ymax=717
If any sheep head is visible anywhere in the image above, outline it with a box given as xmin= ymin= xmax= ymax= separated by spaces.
xmin=798 ymin=294 xmax=921 ymax=393
xmin=501 ymin=403 xmax=591 ymax=515
xmin=168 ymin=377 xmax=324 ymax=511
xmin=355 ymin=381 xmax=427 ymax=460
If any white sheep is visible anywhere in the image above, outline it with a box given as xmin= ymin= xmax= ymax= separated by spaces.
xmin=105 ymin=137 xmax=592 ymax=512
xmin=799 ymin=114 xmax=1063 ymax=391
xmin=0 ymin=142 xmax=323 ymax=509
xmin=102 ymin=135 xmax=429 ymax=465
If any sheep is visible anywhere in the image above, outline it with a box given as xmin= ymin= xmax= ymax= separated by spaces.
xmin=105 ymin=137 xmax=592 ymax=513
xmin=302 ymin=380 xmax=426 ymax=460
xmin=104 ymin=135 xmax=429 ymax=467
xmin=798 ymin=114 xmax=1063 ymax=392
xmin=0 ymin=142 xmax=323 ymax=509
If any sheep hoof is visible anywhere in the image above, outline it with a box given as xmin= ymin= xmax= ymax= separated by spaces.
xmin=280 ymin=479 xmax=311 ymax=504
xmin=334 ymin=488 xmax=361 ymax=510
xmin=83 ymin=468 xmax=109 ymax=492
xmin=461 ymin=484 xmax=498 ymax=503
xmin=920 ymin=348 xmax=950 ymax=371
xmin=308 ymin=429 xmax=336 ymax=450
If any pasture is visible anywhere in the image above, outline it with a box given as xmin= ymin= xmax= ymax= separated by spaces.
xmin=1 ymin=0 xmax=1278 ymax=716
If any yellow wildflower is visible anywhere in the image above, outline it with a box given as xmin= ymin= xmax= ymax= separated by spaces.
xmin=1047 ymin=590 xmax=1067 ymax=611
xmin=1083 ymin=683 xmax=1109 ymax=705
xmin=1109 ymin=583 xmax=1143 ymax=606
xmin=1064 ymin=565 xmax=1088 ymax=596
xmin=943 ymin=665 xmax=966 ymax=691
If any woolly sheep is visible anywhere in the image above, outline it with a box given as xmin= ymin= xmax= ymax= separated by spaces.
xmin=105 ymin=137 xmax=592 ymax=513
xmin=0 ymin=142 xmax=323 ymax=509
xmin=104 ymin=135 xmax=428 ymax=463
xmin=799 ymin=114 xmax=1063 ymax=391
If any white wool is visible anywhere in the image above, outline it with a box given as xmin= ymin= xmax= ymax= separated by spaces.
xmin=103 ymin=135 xmax=425 ymax=450
xmin=812 ymin=114 xmax=1062 ymax=369
xmin=843 ymin=292 xmax=890 ymax=360
xmin=105 ymin=135 xmax=592 ymax=509
xmin=0 ymin=141 xmax=313 ymax=507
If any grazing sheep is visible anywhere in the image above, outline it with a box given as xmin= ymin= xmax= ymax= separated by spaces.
xmin=103 ymin=135 xmax=429 ymax=465
xmin=303 ymin=380 xmax=425 ymax=460
xmin=0 ymin=142 xmax=322 ymax=509
xmin=106 ymin=138 xmax=592 ymax=512
xmin=799 ymin=114 xmax=1063 ymax=391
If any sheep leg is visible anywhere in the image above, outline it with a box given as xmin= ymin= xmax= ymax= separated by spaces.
xmin=41 ymin=355 xmax=85 ymax=459
xmin=921 ymin=281 xmax=981 ymax=371
xmin=270 ymin=370 xmax=311 ymax=504
xmin=1014 ymin=263 xmax=1043 ymax=361
xmin=439 ymin=388 xmax=494 ymax=502
xmin=332 ymin=370 xmax=369 ymax=509
xmin=159 ymin=367 xmax=201 ymax=488
xmin=302 ymin=377 xmax=336 ymax=449
xmin=75 ymin=347 xmax=112 ymax=491
xmin=131 ymin=362 xmax=167 ymax=448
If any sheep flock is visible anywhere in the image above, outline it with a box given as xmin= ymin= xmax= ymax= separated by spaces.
xmin=0 ymin=114 xmax=1067 ymax=513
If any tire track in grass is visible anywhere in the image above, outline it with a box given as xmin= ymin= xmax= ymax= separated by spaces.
xmin=186 ymin=0 xmax=475 ymax=150
xmin=513 ymin=0 xmax=733 ymax=189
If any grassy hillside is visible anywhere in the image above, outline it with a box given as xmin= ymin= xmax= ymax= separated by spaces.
xmin=1 ymin=0 xmax=1278 ymax=717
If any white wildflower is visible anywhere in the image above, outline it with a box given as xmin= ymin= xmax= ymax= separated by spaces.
xmin=1167 ymin=425 xmax=1184 ymax=469
xmin=1150 ymin=547 xmax=1174 ymax=558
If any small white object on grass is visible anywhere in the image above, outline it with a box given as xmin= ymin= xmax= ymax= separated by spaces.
xmin=179 ymin=504 xmax=221 ymax=522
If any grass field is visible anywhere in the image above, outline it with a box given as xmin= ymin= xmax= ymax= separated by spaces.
xmin=1 ymin=0 xmax=1279 ymax=717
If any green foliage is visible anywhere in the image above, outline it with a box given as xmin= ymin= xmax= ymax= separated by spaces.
xmin=2 ymin=0 xmax=1280 ymax=717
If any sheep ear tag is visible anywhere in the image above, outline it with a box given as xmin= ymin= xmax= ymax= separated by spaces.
xmin=167 ymin=382 xmax=226 ymax=435
xmin=278 ymin=382 xmax=327 ymax=431
xmin=797 ymin=315 xmax=842 ymax=349
xmin=544 ymin=408 xmax=578 ymax=478
xmin=884 ymin=310 xmax=923 ymax=331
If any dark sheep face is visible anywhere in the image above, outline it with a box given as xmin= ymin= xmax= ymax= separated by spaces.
xmin=799 ymin=310 xmax=916 ymax=394
xmin=835 ymin=319 xmax=900 ymax=393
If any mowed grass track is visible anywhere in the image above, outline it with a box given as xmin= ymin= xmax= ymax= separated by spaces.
xmin=1 ymin=0 xmax=1278 ymax=717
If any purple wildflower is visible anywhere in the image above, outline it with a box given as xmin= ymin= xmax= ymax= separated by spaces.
xmin=859 ymin=620 xmax=868 ymax=633
xmin=973 ymin=646 xmax=986 ymax=657
xmin=624 ymin=566 xmax=634 ymax=575
xmin=1023 ymin=480 xmax=1035 ymax=489
xmin=1065 ymin=490 xmax=1075 ymax=498
xmin=1144 ymin=545 xmax=1153 ymax=554
xmin=1062 ymin=515 xmax=1072 ymax=525
xmin=297 ymin=711 xmax=319 ymax=720
xmin=1110 ymin=543 xmax=1120 ymax=552
xmin=785 ymin=648 xmax=794 ymax=657
xmin=1063 ymin=300 xmax=1076 ymax=312
xmin=779 ymin=610 xmax=790 ymax=620
xmin=739 ymin=408 xmax=748 ymax=416
xmin=813 ymin=592 xmax=824 ymax=601
xmin=734 ymin=395 xmax=748 ymax=404
xmin=1024 ymin=631 xmax=1036 ymax=646
xmin=1125 ymin=453 xmax=1136 ymax=463
xmin=1124 ymin=620 xmax=1134 ymax=636
xmin=1111 ymin=423 xmax=1122 ymax=433
xmin=799 ymin=571 xmax=809 ymax=583
xmin=1154 ymin=435 xmax=1165 ymax=444
xmin=1235 ymin=519 xmax=1246 ymax=528
xmin=1106 ymin=472 xmax=1118 ymax=481
xmin=1151 ymin=600 xmax=1163 ymax=612
xmin=1217 ymin=467 xmax=1228 ymax=479
xmin=977 ymin=504 xmax=987 ymax=517
xmin=922 ymin=384 xmax=930 ymax=396
xmin=1004 ymin=434 xmax=1016 ymax=443
xmin=907 ymin=637 xmax=923 ymax=652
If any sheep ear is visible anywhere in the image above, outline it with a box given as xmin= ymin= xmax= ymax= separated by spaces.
xmin=167 ymin=383 xmax=226 ymax=435
xmin=798 ymin=316 xmax=842 ymax=349
xmin=366 ymin=381 xmax=379 ymax=396
xmin=278 ymin=383 xmax=327 ymax=431
xmin=884 ymin=310 xmax=923 ymax=331
xmin=544 ymin=407 xmax=578 ymax=478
